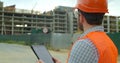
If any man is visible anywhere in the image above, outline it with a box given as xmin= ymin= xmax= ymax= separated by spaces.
xmin=38 ymin=0 xmax=118 ymax=63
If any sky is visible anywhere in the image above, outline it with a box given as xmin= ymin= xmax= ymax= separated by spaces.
xmin=1 ymin=0 xmax=120 ymax=16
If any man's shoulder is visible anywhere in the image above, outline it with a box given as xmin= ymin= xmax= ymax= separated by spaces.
xmin=75 ymin=38 xmax=94 ymax=47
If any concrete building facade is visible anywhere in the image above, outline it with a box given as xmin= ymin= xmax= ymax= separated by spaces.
xmin=0 ymin=1 xmax=120 ymax=35
xmin=103 ymin=16 xmax=120 ymax=33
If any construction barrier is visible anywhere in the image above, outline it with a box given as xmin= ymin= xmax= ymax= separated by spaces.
xmin=0 ymin=32 xmax=120 ymax=54
xmin=50 ymin=33 xmax=72 ymax=49
xmin=107 ymin=32 xmax=120 ymax=54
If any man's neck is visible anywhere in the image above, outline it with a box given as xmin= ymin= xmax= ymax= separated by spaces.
xmin=83 ymin=25 xmax=98 ymax=32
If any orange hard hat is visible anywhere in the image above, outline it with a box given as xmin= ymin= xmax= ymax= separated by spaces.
xmin=75 ymin=0 xmax=108 ymax=13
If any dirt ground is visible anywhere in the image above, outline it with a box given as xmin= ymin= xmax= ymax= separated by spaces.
xmin=50 ymin=50 xmax=68 ymax=63
xmin=118 ymin=55 xmax=120 ymax=63
xmin=0 ymin=43 xmax=119 ymax=63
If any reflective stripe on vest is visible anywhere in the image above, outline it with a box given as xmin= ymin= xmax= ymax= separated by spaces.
xmin=67 ymin=31 xmax=118 ymax=63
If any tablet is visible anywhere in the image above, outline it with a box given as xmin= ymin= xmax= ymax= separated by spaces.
xmin=31 ymin=45 xmax=54 ymax=63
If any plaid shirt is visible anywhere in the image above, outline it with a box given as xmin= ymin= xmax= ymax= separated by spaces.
xmin=68 ymin=26 xmax=104 ymax=63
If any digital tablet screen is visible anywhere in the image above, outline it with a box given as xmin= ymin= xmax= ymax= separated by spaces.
xmin=31 ymin=45 xmax=54 ymax=63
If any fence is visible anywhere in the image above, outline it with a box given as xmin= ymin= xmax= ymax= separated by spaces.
xmin=107 ymin=32 xmax=120 ymax=54
xmin=50 ymin=33 xmax=72 ymax=49
xmin=0 ymin=33 xmax=51 ymax=45
xmin=0 ymin=34 xmax=30 ymax=43
xmin=0 ymin=32 xmax=120 ymax=54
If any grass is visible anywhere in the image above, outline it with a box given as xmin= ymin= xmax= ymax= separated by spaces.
xmin=0 ymin=40 xmax=29 ymax=45
xmin=0 ymin=40 xmax=52 ymax=48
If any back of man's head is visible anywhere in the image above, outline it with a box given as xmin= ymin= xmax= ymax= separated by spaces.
xmin=79 ymin=10 xmax=105 ymax=25
xmin=75 ymin=0 xmax=108 ymax=25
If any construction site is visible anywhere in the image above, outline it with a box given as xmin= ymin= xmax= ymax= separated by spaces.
xmin=0 ymin=1 xmax=120 ymax=63
xmin=0 ymin=1 xmax=120 ymax=35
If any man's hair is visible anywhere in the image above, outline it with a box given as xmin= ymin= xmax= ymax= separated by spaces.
xmin=79 ymin=10 xmax=105 ymax=25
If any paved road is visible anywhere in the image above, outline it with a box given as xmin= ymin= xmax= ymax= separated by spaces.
xmin=0 ymin=43 xmax=37 ymax=63
xmin=0 ymin=43 xmax=119 ymax=63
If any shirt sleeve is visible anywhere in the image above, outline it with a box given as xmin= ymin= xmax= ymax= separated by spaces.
xmin=68 ymin=39 xmax=99 ymax=63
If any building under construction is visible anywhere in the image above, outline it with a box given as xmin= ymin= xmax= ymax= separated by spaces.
xmin=0 ymin=1 xmax=120 ymax=35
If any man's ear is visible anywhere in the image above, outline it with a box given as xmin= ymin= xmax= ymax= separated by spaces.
xmin=80 ymin=14 xmax=84 ymax=23
xmin=80 ymin=14 xmax=87 ymax=24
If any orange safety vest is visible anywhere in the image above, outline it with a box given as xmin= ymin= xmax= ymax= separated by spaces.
xmin=67 ymin=31 xmax=118 ymax=63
